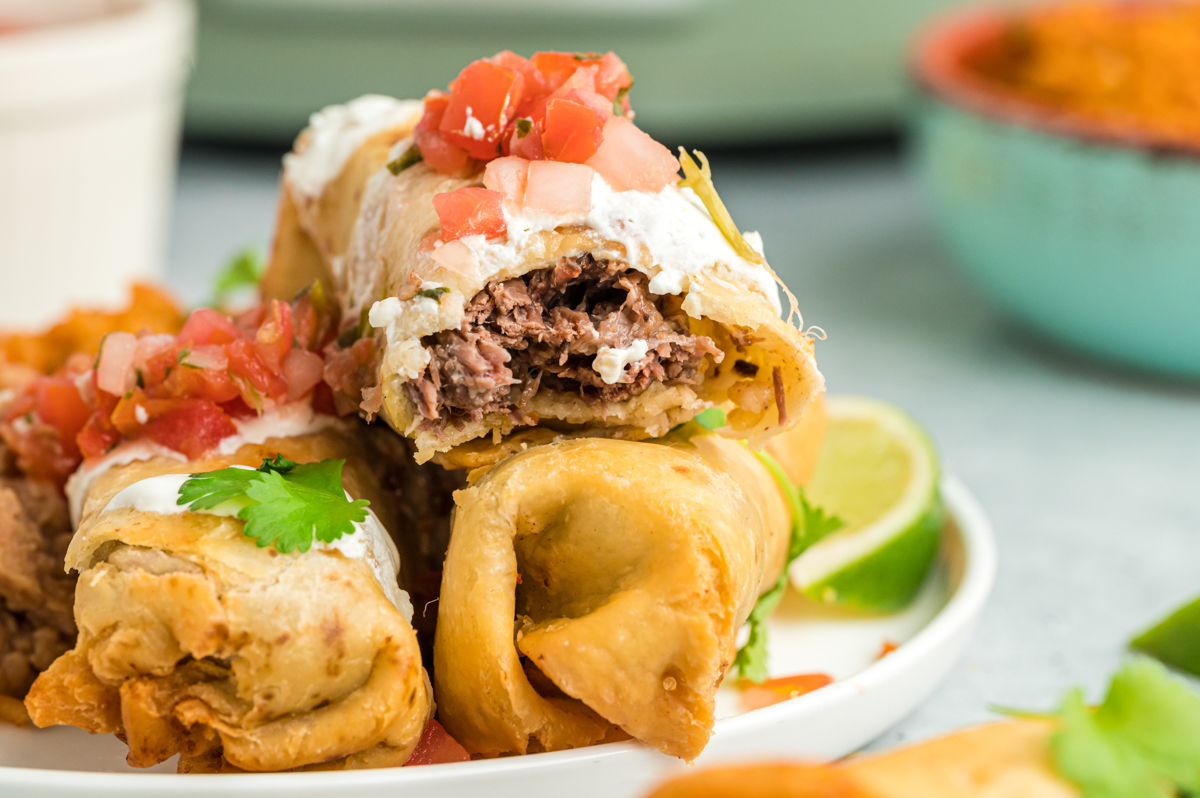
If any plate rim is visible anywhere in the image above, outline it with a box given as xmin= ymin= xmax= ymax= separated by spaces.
xmin=0 ymin=473 xmax=997 ymax=790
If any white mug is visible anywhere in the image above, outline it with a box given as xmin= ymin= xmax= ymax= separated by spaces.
xmin=0 ymin=0 xmax=194 ymax=328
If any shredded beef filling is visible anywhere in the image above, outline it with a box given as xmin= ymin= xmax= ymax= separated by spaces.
xmin=406 ymin=255 xmax=723 ymax=426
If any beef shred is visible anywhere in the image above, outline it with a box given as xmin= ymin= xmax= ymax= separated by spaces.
xmin=406 ymin=255 xmax=722 ymax=425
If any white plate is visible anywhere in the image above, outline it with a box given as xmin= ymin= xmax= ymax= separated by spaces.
xmin=0 ymin=475 xmax=996 ymax=798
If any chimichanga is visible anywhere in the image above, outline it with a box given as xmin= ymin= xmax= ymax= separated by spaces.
xmin=25 ymin=424 xmax=432 ymax=772
xmin=262 ymin=95 xmax=424 ymax=302
xmin=258 ymin=53 xmax=824 ymax=462
xmin=433 ymin=430 xmax=800 ymax=762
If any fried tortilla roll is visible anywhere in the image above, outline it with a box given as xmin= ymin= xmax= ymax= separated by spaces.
xmin=323 ymin=57 xmax=823 ymax=462
xmin=24 ymin=426 xmax=432 ymax=772
xmin=434 ymin=435 xmax=791 ymax=762
xmin=262 ymin=96 xmax=423 ymax=301
xmin=351 ymin=154 xmax=823 ymax=462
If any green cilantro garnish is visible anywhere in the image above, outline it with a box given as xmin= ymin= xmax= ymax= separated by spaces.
xmin=732 ymin=451 xmax=843 ymax=684
xmin=135 ymin=368 xmax=145 ymax=389
xmin=1131 ymin=593 xmax=1200 ymax=678
xmin=573 ymin=51 xmax=602 ymax=61
xmin=177 ymin=457 xmax=369 ymax=553
xmin=613 ymin=81 xmax=633 ymax=116
xmin=416 ymin=287 xmax=450 ymax=303
xmin=515 ymin=118 xmax=532 ymax=138
xmin=387 ymin=146 xmax=422 ymax=175
xmin=692 ymin=406 xmax=727 ymax=430
xmin=212 ymin=247 xmax=264 ymax=307
xmin=336 ymin=306 xmax=372 ymax=348
xmin=177 ymin=349 xmax=201 ymax=369
xmin=1001 ymin=658 xmax=1200 ymax=798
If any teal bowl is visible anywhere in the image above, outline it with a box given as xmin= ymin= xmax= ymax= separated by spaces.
xmin=910 ymin=7 xmax=1200 ymax=376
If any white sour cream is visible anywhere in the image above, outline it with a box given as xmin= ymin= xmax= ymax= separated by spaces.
xmin=101 ymin=470 xmax=412 ymax=621
xmin=283 ymin=95 xmax=423 ymax=199
xmin=466 ymin=174 xmax=782 ymax=313
xmin=365 ymin=173 xmax=783 ymax=355
xmin=66 ymin=401 xmax=337 ymax=527
xmin=592 ymin=340 xmax=650 ymax=385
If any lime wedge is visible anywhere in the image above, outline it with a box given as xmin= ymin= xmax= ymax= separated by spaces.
xmin=1131 ymin=595 xmax=1200 ymax=677
xmin=788 ymin=396 xmax=943 ymax=612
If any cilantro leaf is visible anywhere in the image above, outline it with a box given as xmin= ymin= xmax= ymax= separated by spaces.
xmin=1131 ymin=593 xmax=1200 ymax=678
xmin=177 ymin=466 xmax=259 ymax=510
xmin=240 ymin=459 xmax=370 ymax=553
xmin=386 ymin=146 xmax=422 ymax=175
xmin=257 ymin=454 xmax=296 ymax=474
xmin=212 ymin=247 xmax=264 ymax=307
xmin=693 ymin=407 xmax=727 ymax=431
xmin=416 ymin=287 xmax=450 ymax=302
xmin=176 ymin=457 xmax=369 ymax=553
xmin=1049 ymin=658 xmax=1200 ymax=798
xmin=733 ymin=451 xmax=843 ymax=683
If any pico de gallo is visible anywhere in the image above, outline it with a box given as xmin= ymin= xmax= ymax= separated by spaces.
xmin=410 ymin=50 xmax=682 ymax=244
xmin=0 ymin=287 xmax=378 ymax=486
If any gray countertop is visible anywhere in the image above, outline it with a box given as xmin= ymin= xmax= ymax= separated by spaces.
xmin=166 ymin=144 xmax=1200 ymax=750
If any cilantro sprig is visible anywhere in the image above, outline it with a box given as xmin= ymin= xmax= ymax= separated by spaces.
xmin=211 ymin=247 xmax=264 ymax=308
xmin=177 ymin=456 xmax=370 ymax=553
xmin=733 ymin=451 xmax=843 ymax=684
xmin=998 ymin=658 xmax=1200 ymax=798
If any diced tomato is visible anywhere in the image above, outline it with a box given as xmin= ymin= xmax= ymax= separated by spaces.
xmin=404 ymin=720 xmax=470 ymax=766
xmin=440 ymin=60 xmax=524 ymax=160
xmin=77 ymin=412 xmax=120 ymax=459
xmin=522 ymin=161 xmax=594 ymax=216
xmin=34 ymin=377 xmax=91 ymax=459
xmin=76 ymin=388 xmax=122 ymax=459
xmin=547 ymin=66 xmax=613 ymax=121
xmin=96 ymin=331 xmax=138 ymax=396
xmin=487 ymin=50 xmax=546 ymax=116
xmin=507 ymin=119 xmax=545 ymax=161
xmin=586 ymin=117 xmax=679 ymax=193
xmin=594 ymin=51 xmax=634 ymax=102
xmin=282 ymin=348 xmax=325 ymax=401
xmin=542 ymin=98 xmax=604 ymax=163
xmin=738 ymin=673 xmax=834 ymax=713
xmin=178 ymin=307 xmax=241 ymax=347
xmin=140 ymin=399 xmax=238 ymax=460
xmin=0 ymin=421 xmax=77 ymax=485
xmin=253 ymin=299 xmax=293 ymax=374
xmin=226 ymin=339 xmax=288 ymax=405
xmin=432 ymin=187 xmax=507 ymax=241
xmin=532 ymin=51 xmax=593 ymax=92
xmin=161 ymin=360 xmax=239 ymax=404
xmin=416 ymin=128 xmax=471 ymax=175
xmin=219 ymin=397 xmax=258 ymax=420
xmin=483 ymin=156 xmax=530 ymax=209
xmin=290 ymin=287 xmax=336 ymax=352
xmin=140 ymin=347 xmax=178 ymax=388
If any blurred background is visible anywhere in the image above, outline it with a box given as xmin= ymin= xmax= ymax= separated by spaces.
xmin=2 ymin=0 xmax=1199 ymax=749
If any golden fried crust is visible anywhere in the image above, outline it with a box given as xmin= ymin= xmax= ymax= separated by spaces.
xmin=261 ymin=186 xmax=332 ymax=302
xmin=645 ymin=764 xmax=873 ymax=798
xmin=26 ymin=427 xmax=431 ymax=772
xmin=845 ymin=720 xmax=1077 ymax=798
xmin=434 ymin=437 xmax=789 ymax=762
xmin=764 ymin=393 xmax=828 ymax=487
xmin=264 ymin=112 xmax=421 ymax=303
xmin=640 ymin=721 xmax=1078 ymax=798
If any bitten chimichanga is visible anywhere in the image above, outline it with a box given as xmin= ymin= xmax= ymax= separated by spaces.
xmin=267 ymin=51 xmax=824 ymax=464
